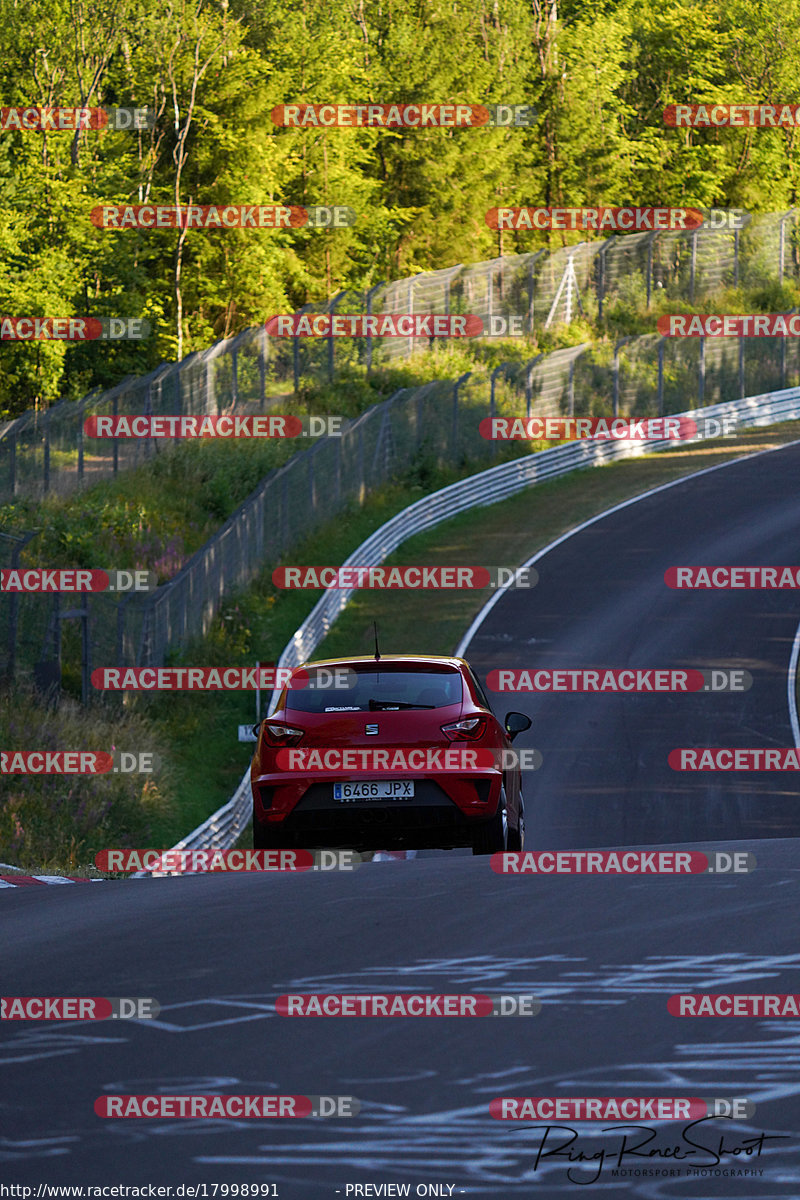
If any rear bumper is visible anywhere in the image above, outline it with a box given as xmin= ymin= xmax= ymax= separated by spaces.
xmin=251 ymin=773 xmax=502 ymax=850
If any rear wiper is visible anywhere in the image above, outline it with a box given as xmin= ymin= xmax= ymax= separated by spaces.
xmin=368 ymin=699 xmax=434 ymax=710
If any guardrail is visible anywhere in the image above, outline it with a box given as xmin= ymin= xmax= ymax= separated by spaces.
xmin=158 ymin=383 xmax=800 ymax=856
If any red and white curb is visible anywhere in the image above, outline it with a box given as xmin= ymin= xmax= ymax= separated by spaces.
xmin=0 ymin=851 xmax=419 ymax=888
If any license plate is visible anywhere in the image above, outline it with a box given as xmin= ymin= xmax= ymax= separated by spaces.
xmin=334 ymin=781 xmax=415 ymax=801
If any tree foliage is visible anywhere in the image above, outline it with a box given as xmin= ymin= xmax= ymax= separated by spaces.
xmin=0 ymin=0 xmax=797 ymax=414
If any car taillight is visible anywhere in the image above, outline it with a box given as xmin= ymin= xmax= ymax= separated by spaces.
xmin=441 ymin=716 xmax=488 ymax=741
xmin=261 ymin=721 xmax=304 ymax=747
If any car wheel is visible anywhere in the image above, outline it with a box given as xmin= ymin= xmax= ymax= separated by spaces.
xmin=472 ymin=786 xmax=509 ymax=855
xmin=507 ymin=793 xmax=525 ymax=852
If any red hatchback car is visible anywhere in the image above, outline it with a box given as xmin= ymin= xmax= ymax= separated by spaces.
xmin=250 ymin=654 xmax=531 ymax=855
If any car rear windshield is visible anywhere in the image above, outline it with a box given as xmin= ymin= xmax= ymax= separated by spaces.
xmin=285 ymin=668 xmax=463 ymax=713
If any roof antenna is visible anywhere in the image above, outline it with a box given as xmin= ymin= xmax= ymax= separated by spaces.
xmin=373 ymin=621 xmax=381 ymax=662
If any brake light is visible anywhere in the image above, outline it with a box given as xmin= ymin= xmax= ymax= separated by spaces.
xmin=441 ymin=716 xmax=488 ymax=741
xmin=261 ymin=721 xmax=304 ymax=747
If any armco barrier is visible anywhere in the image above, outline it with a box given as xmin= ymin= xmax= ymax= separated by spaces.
xmin=157 ymin=384 xmax=800 ymax=856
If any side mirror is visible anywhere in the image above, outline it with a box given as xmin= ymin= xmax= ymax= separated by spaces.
xmin=504 ymin=711 xmax=532 ymax=742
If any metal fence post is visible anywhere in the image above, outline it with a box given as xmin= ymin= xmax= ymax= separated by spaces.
xmin=528 ymin=255 xmax=535 ymax=330
xmin=780 ymin=215 xmax=786 ymax=286
xmin=43 ymin=408 xmax=50 ymax=494
xmin=205 ymin=355 xmax=215 ymax=414
xmin=293 ymin=303 xmax=313 ymax=394
xmin=490 ymin=366 xmax=505 ymax=460
xmin=77 ymin=399 xmax=85 ymax=484
xmin=144 ymin=381 xmax=153 ymax=459
xmin=407 ymin=277 xmax=414 ymax=360
xmin=658 ymin=339 xmax=665 ymax=415
xmin=117 ymin=592 xmax=128 ymax=668
xmin=613 ymin=337 xmax=634 ymax=418
xmin=524 ymin=354 xmax=542 ymax=420
xmin=336 ymin=436 xmax=342 ymax=505
xmin=365 ymin=281 xmax=385 ymax=376
xmin=690 ymin=229 xmax=697 ymax=303
xmin=281 ymin=472 xmax=289 ymax=546
xmin=231 ymin=345 xmax=238 ymax=408
xmin=9 ymin=425 xmax=16 ymax=496
xmin=452 ymin=372 xmax=471 ymax=455
xmin=358 ymin=424 xmax=365 ymax=495
xmin=739 ymin=336 xmax=745 ymax=398
xmin=3 ymin=531 xmax=38 ymax=680
xmin=112 ymin=391 xmax=119 ymax=476
xmin=259 ymin=326 xmax=268 ymax=406
xmin=698 ymin=336 xmax=705 ymax=407
xmin=733 ymin=229 xmax=740 ymax=288
xmin=646 ymin=232 xmax=660 ymax=308
xmin=327 ymin=291 xmax=347 ymax=382
xmin=596 ymin=241 xmax=613 ymax=321
xmin=81 ymin=603 xmax=90 ymax=705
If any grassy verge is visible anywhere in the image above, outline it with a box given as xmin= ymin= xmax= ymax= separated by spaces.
xmin=0 ymin=683 xmax=173 ymax=877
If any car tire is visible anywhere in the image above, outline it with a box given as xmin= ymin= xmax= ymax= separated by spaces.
xmin=471 ymin=786 xmax=509 ymax=855
xmin=507 ymin=793 xmax=525 ymax=852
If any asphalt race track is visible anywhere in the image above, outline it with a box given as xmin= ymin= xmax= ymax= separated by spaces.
xmin=4 ymin=443 xmax=800 ymax=1197
xmin=462 ymin=439 xmax=800 ymax=848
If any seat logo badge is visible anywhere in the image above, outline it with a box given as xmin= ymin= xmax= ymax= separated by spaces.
xmin=365 ymin=724 xmax=379 ymax=735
